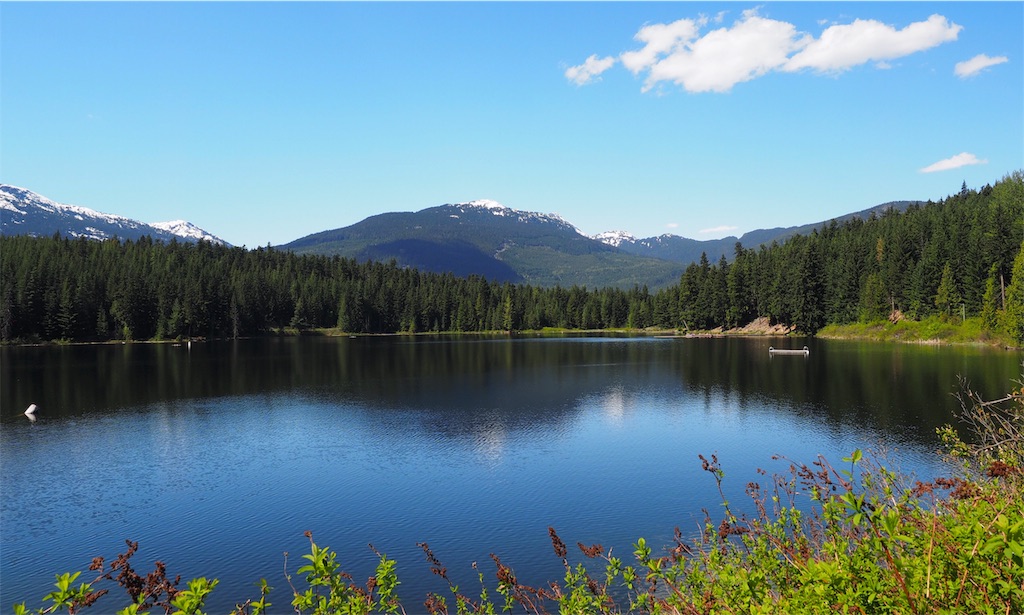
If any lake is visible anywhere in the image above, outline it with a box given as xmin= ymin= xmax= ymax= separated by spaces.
xmin=1 ymin=335 xmax=1021 ymax=613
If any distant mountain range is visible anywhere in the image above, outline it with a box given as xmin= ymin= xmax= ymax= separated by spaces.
xmin=1 ymin=184 xmax=919 ymax=289
xmin=281 ymin=199 xmax=686 ymax=288
xmin=595 ymin=200 xmax=917 ymax=266
xmin=281 ymin=198 xmax=918 ymax=287
xmin=0 ymin=184 xmax=228 ymax=245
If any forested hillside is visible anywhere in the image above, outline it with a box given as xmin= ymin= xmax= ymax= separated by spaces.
xmin=280 ymin=200 xmax=686 ymax=289
xmin=0 ymin=234 xmax=658 ymax=341
xmin=672 ymin=173 xmax=1023 ymax=335
xmin=2 ymin=172 xmax=1022 ymax=344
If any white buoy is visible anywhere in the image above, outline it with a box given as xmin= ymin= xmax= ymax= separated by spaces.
xmin=25 ymin=404 xmax=37 ymax=422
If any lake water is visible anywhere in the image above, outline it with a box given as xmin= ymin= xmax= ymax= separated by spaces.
xmin=2 ymin=335 xmax=1021 ymax=613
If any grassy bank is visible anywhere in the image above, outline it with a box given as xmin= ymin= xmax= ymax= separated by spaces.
xmin=818 ymin=316 xmax=1016 ymax=348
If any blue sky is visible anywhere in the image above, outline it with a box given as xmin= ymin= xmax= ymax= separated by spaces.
xmin=2 ymin=2 xmax=1021 ymax=248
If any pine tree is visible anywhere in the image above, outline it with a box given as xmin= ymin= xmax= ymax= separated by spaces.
xmin=981 ymin=263 xmax=1001 ymax=333
xmin=501 ymin=287 xmax=514 ymax=331
xmin=0 ymin=280 xmax=15 ymax=341
xmin=795 ymin=234 xmax=826 ymax=333
xmin=860 ymin=272 xmax=888 ymax=322
xmin=935 ymin=261 xmax=962 ymax=321
xmin=1004 ymin=241 xmax=1024 ymax=345
xmin=56 ymin=278 xmax=75 ymax=340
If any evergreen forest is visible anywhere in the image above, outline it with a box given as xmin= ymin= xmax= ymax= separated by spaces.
xmin=2 ymin=172 xmax=1022 ymax=345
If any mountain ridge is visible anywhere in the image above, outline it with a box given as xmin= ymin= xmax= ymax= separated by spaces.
xmin=600 ymin=200 xmax=919 ymax=265
xmin=281 ymin=200 xmax=676 ymax=288
xmin=0 ymin=184 xmax=229 ymax=246
xmin=281 ymin=198 xmax=921 ymax=288
xmin=2 ymin=184 xmax=922 ymax=289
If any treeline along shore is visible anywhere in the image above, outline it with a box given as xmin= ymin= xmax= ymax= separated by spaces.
xmin=2 ymin=172 xmax=1022 ymax=345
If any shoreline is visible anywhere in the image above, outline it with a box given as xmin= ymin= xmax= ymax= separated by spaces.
xmin=2 ymin=319 xmax=1018 ymax=350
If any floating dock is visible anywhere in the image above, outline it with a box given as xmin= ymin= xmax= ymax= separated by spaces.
xmin=769 ymin=346 xmax=809 ymax=356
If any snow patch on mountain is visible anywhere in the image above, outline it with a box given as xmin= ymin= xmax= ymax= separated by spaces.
xmin=450 ymin=200 xmax=586 ymax=236
xmin=6 ymin=185 xmax=102 ymax=219
xmin=150 ymin=220 xmax=223 ymax=243
xmin=466 ymin=199 xmax=505 ymax=210
xmin=0 ymin=184 xmax=228 ymax=245
xmin=593 ymin=230 xmax=637 ymax=247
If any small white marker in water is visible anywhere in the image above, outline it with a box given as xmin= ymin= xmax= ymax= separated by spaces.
xmin=25 ymin=404 xmax=37 ymax=421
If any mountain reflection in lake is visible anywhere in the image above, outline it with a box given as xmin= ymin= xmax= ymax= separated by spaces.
xmin=2 ymin=336 xmax=1020 ymax=613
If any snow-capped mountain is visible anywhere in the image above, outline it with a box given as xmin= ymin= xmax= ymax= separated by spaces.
xmin=0 ymin=185 xmax=229 ymax=245
xmin=592 ymin=230 xmax=637 ymax=248
xmin=449 ymin=199 xmax=586 ymax=236
xmin=148 ymin=220 xmax=224 ymax=243
xmin=594 ymin=201 xmax=919 ymax=266
xmin=280 ymin=198 xmax=685 ymax=288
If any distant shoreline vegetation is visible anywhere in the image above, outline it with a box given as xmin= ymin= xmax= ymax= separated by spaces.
xmin=4 ymin=318 xmax=1016 ymax=350
xmin=818 ymin=317 xmax=1017 ymax=347
xmin=2 ymin=172 xmax=1022 ymax=348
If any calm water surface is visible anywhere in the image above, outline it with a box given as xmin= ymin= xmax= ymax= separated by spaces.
xmin=2 ymin=336 xmax=1020 ymax=612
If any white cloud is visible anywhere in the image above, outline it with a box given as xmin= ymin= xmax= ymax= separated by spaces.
xmin=784 ymin=14 xmax=961 ymax=73
xmin=699 ymin=225 xmax=739 ymax=234
xmin=620 ymin=18 xmax=706 ymax=75
xmin=650 ymin=11 xmax=808 ymax=93
xmin=919 ymin=152 xmax=988 ymax=173
xmin=665 ymin=222 xmax=680 ymax=229
xmin=621 ymin=10 xmax=806 ymax=93
xmin=569 ymin=11 xmax=962 ymax=93
xmin=954 ymin=53 xmax=1009 ymax=78
xmin=564 ymin=54 xmax=616 ymax=86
